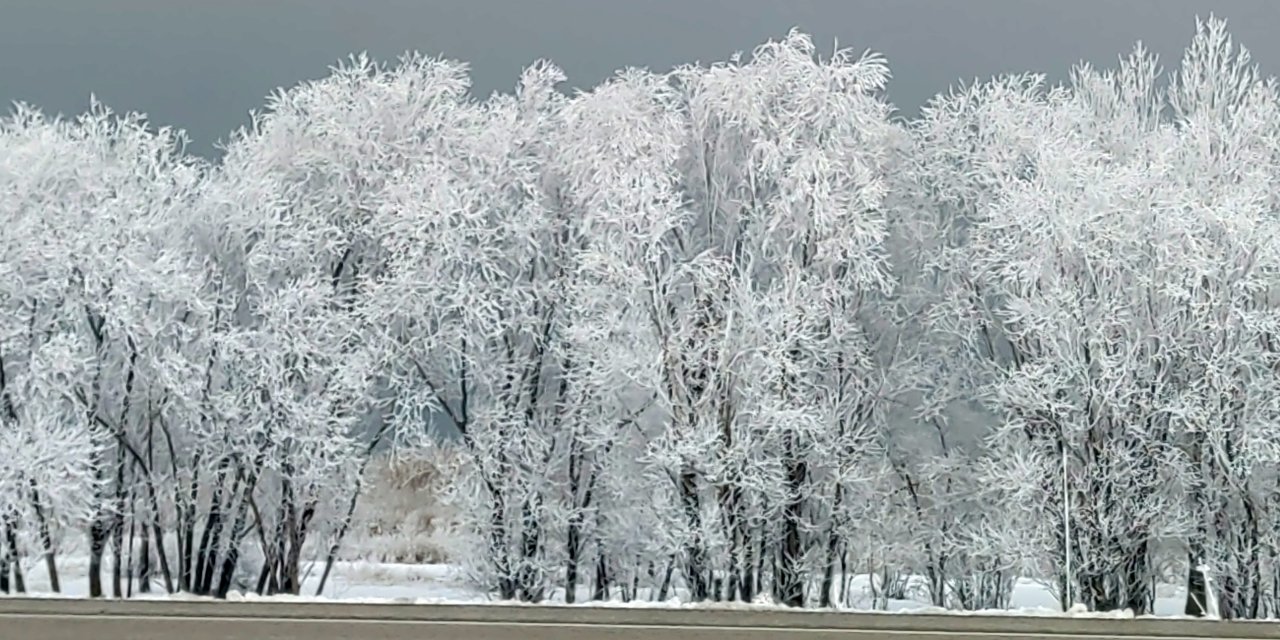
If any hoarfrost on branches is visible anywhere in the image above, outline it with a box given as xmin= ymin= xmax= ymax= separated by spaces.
xmin=4 ymin=16 xmax=1280 ymax=619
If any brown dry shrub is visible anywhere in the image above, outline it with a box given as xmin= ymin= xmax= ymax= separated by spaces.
xmin=345 ymin=446 xmax=462 ymax=564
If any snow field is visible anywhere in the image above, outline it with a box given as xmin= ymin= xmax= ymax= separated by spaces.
xmin=1 ymin=557 xmax=1196 ymax=618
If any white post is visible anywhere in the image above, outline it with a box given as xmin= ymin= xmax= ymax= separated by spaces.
xmin=1198 ymin=564 xmax=1220 ymax=619
xmin=1062 ymin=445 xmax=1073 ymax=611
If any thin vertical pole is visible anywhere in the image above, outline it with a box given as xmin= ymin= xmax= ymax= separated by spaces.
xmin=1062 ymin=445 xmax=1073 ymax=610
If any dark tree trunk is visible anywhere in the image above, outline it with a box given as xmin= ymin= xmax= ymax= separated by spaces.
xmin=129 ymin=465 xmax=173 ymax=593
xmin=3 ymin=522 xmax=23 ymax=593
xmin=719 ymin=481 xmax=748 ymax=602
xmin=275 ymin=473 xmax=317 ymax=597
xmin=315 ymin=481 xmax=364 ymax=597
xmin=175 ymin=460 xmax=200 ymax=592
xmin=656 ymin=559 xmax=675 ymax=602
xmin=1123 ymin=539 xmax=1152 ymax=614
xmin=839 ymin=548 xmax=851 ymax=607
xmin=741 ymin=525 xmax=759 ymax=603
xmin=277 ymin=481 xmax=299 ymax=595
xmin=517 ymin=495 xmax=544 ymax=602
xmin=678 ymin=469 xmax=709 ymax=601
xmin=563 ymin=440 xmax=585 ymax=604
xmin=150 ymin=518 xmax=173 ymax=593
xmin=110 ymin=468 xmax=128 ymax=599
xmin=0 ymin=520 xmax=9 ymax=594
xmin=29 ymin=481 xmax=60 ymax=593
xmin=255 ymin=554 xmax=273 ymax=596
xmin=489 ymin=487 xmax=515 ymax=600
xmin=819 ymin=529 xmax=840 ymax=608
xmin=591 ymin=542 xmax=609 ymax=601
xmin=1185 ymin=556 xmax=1209 ymax=617
xmin=126 ymin=513 xmax=137 ymax=598
xmin=88 ymin=516 xmax=108 ymax=598
xmin=564 ymin=515 xmax=581 ymax=604
xmin=138 ymin=515 xmax=152 ymax=594
xmin=193 ymin=457 xmax=233 ymax=595
xmin=212 ymin=527 xmax=241 ymax=598
xmin=271 ymin=519 xmax=288 ymax=595
xmin=778 ymin=436 xmax=807 ymax=608
xmin=111 ymin=522 xmax=124 ymax=598
xmin=214 ymin=477 xmax=256 ymax=599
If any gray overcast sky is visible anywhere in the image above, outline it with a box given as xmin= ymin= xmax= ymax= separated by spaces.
xmin=2 ymin=0 xmax=1278 ymax=156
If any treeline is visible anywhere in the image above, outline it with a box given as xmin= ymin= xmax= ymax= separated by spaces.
xmin=2 ymin=18 xmax=1280 ymax=618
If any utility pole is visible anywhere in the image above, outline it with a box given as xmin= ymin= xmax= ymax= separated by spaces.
xmin=1062 ymin=444 xmax=1073 ymax=611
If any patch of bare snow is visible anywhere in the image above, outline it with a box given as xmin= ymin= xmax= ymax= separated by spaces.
xmin=0 ymin=558 xmax=1202 ymax=619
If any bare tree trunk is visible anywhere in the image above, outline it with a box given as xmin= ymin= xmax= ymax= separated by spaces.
xmin=138 ymin=512 xmax=152 ymax=594
xmin=315 ymin=472 xmax=371 ymax=596
xmin=29 ymin=481 xmax=60 ymax=593
xmin=516 ymin=494 xmax=544 ymax=602
xmin=214 ymin=524 xmax=240 ymax=597
xmin=678 ymin=469 xmax=709 ymax=601
xmin=278 ymin=483 xmax=309 ymax=595
xmin=175 ymin=459 xmax=199 ymax=592
xmin=627 ymin=565 xmax=640 ymax=603
xmin=111 ymin=524 xmax=124 ymax=599
xmin=87 ymin=441 xmax=109 ymax=598
xmin=819 ymin=529 xmax=839 ymax=608
xmin=126 ymin=512 xmax=137 ymax=598
xmin=193 ymin=456 xmax=233 ymax=595
xmin=255 ymin=556 xmax=272 ymax=596
xmin=110 ymin=461 xmax=128 ymax=598
xmin=564 ymin=512 xmax=582 ymax=604
xmin=250 ymin=495 xmax=275 ymax=596
xmin=276 ymin=472 xmax=317 ymax=597
xmin=2 ymin=521 xmax=23 ymax=593
xmin=656 ymin=558 xmax=675 ymax=602
xmin=840 ymin=548 xmax=852 ymax=607
xmin=88 ymin=514 xmax=108 ymax=598
xmin=591 ymin=539 xmax=609 ymax=601
xmin=268 ymin=513 xmax=288 ymax=595
xmin=562 ymin=438 xmax=586 ymax=604
xmin=0 ymin=362 xmax=24 ymax=596
xmin=128 ymin=452 xmax=172 ymax=593
xmin=214 ymin=482 xmax=255 ymax=599
xmin=742 ymin=524 xmax=759 ymax=603
xmin=778 ymin=435 xmax=808 ymax=608
xmin=1185 ymin=554 xmax=1209 ymax=617
xmin=487 ymin=483 xmax=516 ymax=600
xmin=719 ymin=481 xmax=748 ymax=602
xmin=0 ymin=528 xmax=8 ymax=594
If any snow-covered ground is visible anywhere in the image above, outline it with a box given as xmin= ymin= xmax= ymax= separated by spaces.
xmin=3 ymin=557 xmax=1194 ymax=617
xmin=6 ymin=558 xmax=477 ymax=602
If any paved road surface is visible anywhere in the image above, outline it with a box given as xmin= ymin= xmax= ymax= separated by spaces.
xmin=3 ymin=598 xmax=1279 ymax=640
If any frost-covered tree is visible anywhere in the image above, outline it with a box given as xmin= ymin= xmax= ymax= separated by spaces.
xmin=0 ymin=101 xmax=204 ymax=597
xmin=1156 ymin=18 xmax=1280 ymax=619
xmin=7 ymin=15 xmax=1280 ymax=618
xmin=641 ymin=30 xmax=906 ymax=607
xmin=180 ymin=53 xmax=468 ymax=596
xmin=537 ymin=68 xmax=683 ymax=603
xmin=369 ymin=59 xmax=571 ymax=602
xmin=902 ymin=16 xmax=1280 ymax=616
xmin=909 ymin=66 xmax=1188 ymax=615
